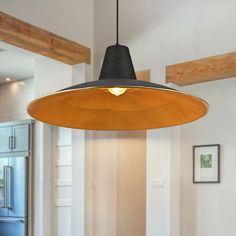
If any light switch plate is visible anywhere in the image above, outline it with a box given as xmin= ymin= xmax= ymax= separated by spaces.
xmin=152 ymin=178 xmax=165 ymax=188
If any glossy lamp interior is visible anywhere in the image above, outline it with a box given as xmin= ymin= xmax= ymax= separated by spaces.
xmin=27 ymin=44 xmax=208 ymax=130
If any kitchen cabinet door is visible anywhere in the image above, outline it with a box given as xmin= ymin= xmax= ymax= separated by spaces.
xmin=0 ymin=127 xmax=12 ymax=153
xmin=12 ymin=125 xmax=30 ymax=152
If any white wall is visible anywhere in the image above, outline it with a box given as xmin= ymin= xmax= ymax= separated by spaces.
xmin=86 ymin=130 xmax=146 ymax=236
xmin=147 ymin=129 xmax=171 ymax=236
xmin=0 ymin=1 xmax=93 ymax=236
xmin=180 ymin=78 xmax=236 ymax=236
xmin=0 ymin=78 xmax=34 ymax=122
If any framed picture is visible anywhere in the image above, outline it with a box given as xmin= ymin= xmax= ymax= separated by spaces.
xmin=193 ymin=144 xmax=220 ymax=183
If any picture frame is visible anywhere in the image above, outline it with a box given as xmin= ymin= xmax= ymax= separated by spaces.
xmin=193 ymin=144 xmax=220 ymax=183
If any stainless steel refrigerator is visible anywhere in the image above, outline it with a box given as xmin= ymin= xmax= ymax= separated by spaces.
xmin=0 ymin=156 xmax=28 ymax=236
xmin=0 ymin=120 xmax=32 ymax=236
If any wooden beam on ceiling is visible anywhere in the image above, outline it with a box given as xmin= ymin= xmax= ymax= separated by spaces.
xmin=0 ymin=11 xmax=91 ymax=65
xmin=136 ymin=69 xmax=151 ymax=82
xmin=166 ymin=52 xmax=236 ymax=86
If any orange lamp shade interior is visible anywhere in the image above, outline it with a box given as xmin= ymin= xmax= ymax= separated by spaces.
xmin=27 ymin=86 xmax=208 ymax=130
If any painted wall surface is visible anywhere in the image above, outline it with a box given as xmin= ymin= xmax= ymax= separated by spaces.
xmin=86 ymin=130 xmax=146 ymax=236
xmin=0 ymin=78 xmax=34 ymax=122
xmin=180 ymin=78 xmax=236 ymax=236
xmin=94 ymin=0 xmax=236 ymax=236
xmin=117 ymin=131 xmax=146 ymax=236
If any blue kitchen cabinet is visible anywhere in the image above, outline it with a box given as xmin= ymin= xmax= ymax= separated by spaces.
xmin=0 ymin=127 xmax=12 ymax=153
xmin=0 ymin=121 xmax=31 ymax=154
xmin=12 ymin=124 xmax=30 ymax=153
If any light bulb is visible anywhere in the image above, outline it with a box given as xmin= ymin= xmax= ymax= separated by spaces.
xmin=108 ymin=87 xmax=127 ymax=96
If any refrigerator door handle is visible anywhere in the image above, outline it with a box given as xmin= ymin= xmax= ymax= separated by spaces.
xmin=8 ymin=136 xmax=12 ymax=150
xmin=0 ymin=218 xmax=25 ymax=223
xmin=3 ymin=166 xmax=12 ymax=209
xmin=13 ymin=136 xmax=16 ymax=149
xmin=8 ymin=136 xmax=15 ymax=150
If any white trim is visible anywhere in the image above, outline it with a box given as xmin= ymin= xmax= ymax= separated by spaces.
xmin=170 ymin=127 xmax=181 ymax=236
xmin=56 ymin=159 xmax=72 ymax=167
xmin=55 ymin=199 xmax=72 ymax=207
xmin=71 ymin=129 xmax=85 ymax=236
xmin=34 ymin=122 xmax=52 ymax=236
xmin=55 ymin=143 xmax=72 ymax=148
xmin=56 ymin=179 xmax=72 ymax=187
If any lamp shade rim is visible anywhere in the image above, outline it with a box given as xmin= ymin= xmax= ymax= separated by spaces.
xmin=27 ymin=79 xmax=209 ymax=130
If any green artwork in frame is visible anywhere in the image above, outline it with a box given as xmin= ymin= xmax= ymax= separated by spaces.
xmin=193 ymin=144 xmax=220 ymax=183
xmin=200 ymin=154 xmax=213 ymax=168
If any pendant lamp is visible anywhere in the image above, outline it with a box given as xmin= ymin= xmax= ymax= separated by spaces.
xmin=27 ymin=0 xmax=208 ymax=130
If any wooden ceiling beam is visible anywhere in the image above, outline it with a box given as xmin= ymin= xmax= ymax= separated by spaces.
xmin=166 ymin=52 xmax=236 ymax=86
xmin=0 ymin=11 xmax=91 ymax=65
xmin=136 ymin=69 xmax=150 ymax=82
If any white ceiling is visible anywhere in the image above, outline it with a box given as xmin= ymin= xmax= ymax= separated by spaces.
xmin=0 ymin=42 xmax=35 ymax=84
